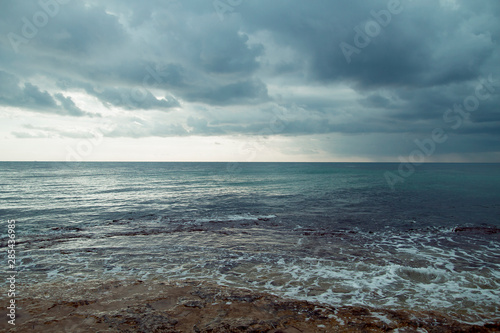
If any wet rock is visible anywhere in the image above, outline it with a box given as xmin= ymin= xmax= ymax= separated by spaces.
xmin=3 ymin=279 xmax=499 ymax=332
xmin=180 ymin=299 xmax=204 ymax=308
xmin=454 ymin=226 xmax=500 ymax=234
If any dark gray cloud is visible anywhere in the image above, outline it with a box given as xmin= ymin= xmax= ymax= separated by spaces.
xmin=0 ymin=0 xmax=499 ymax=160
xmin=0 ymin=70 xmax=95 ymax=117
xmin=81 ymin=84 xmax=180 ymax=110
xmin=185 ymin=78 xmax=269 ymax=105
xmin=239 ymin=0 xmax=500 ymax=88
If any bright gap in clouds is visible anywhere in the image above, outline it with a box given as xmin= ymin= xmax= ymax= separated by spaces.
xmin=0 ymin=135 xmax=363 ymax=162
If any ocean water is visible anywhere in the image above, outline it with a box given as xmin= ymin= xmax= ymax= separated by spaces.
xmin=1 ymin=162 xmax=499 ymax=324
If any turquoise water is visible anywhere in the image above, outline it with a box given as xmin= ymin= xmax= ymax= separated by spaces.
xmin=0 ymin=162 xmax=499 ymax=323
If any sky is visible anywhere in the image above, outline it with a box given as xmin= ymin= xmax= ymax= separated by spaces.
xmin=0 ymin=0 xmax=499 ymax=162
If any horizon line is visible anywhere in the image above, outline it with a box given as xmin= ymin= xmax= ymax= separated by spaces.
xmin=1 ymin=161 xmax=499 ymax=164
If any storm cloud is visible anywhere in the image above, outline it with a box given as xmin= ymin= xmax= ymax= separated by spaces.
xmin=0 ymin=0 xmax=499 ymax=161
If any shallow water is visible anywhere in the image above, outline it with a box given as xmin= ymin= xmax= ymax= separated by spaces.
xmin=1 ymin=162 xmax=499 ymax=324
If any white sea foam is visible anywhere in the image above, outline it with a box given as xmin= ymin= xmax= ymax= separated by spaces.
xmin=371 ymin=312 xmax=394 ymax=325
xmin=195 ymin=213 xmax=277 ymax=223
xmin=10 ymin=213 xmax=499 ymax=325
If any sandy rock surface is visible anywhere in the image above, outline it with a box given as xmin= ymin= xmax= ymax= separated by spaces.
xmin=1 ymin=279 xmax=498 ymax=332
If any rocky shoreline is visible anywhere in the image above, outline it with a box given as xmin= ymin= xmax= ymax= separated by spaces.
xmin=1 ymin=279 xmax=498 ymax=332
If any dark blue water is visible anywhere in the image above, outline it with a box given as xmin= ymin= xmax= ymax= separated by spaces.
xmin=1 ymin=162 xmax=499 ymax=323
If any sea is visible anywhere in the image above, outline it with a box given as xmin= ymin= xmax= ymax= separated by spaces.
xmin=1 ymin=162 xmax=499 ymax=324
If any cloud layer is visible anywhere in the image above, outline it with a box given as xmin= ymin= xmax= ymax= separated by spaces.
xmin=0 ymin=0 xmax=499 ymax=160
